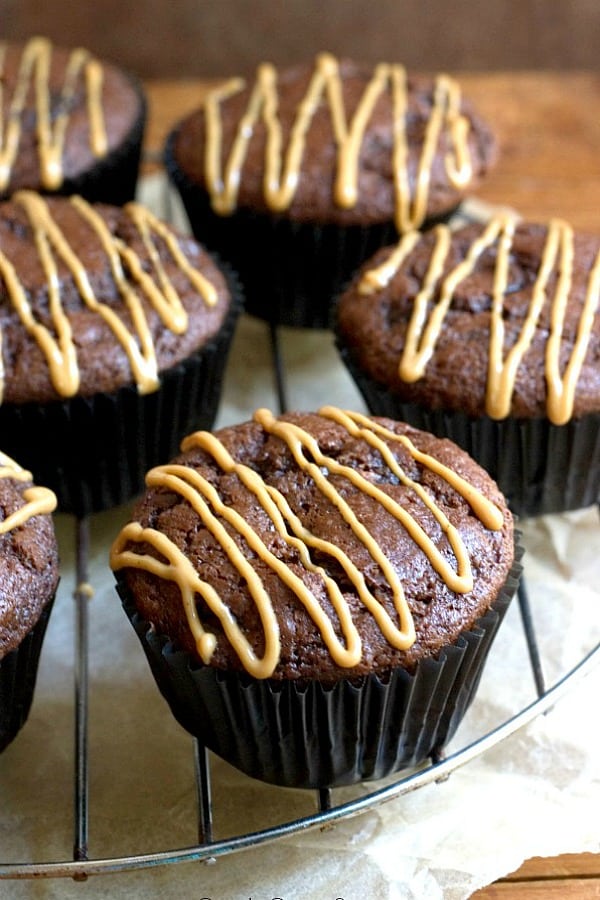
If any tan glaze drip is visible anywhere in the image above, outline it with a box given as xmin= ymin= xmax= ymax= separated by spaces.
xmin=0 ymin=450 xmax=56 ymax=535
xmin=202 ymin=52 xmax=473 ymax=232
xmin=0 ymin=37 xmax=107 ymax=192
xmin=318 ymin=407 xmax=504 ymax=533
xmin=111 ymin=406 xmax=505 ymax=679
xmin=0 ymin=191 xmax=219 ymax=400
xmin=359 ymin=215 xmax=600 ymax=424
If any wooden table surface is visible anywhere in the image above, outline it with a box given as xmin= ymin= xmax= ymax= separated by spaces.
xmin=142 ymin=72 xmax=600 ymax=899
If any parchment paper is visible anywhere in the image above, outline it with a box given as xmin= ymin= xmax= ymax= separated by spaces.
xmin=0 ymin=179 xmax=598 ymax=900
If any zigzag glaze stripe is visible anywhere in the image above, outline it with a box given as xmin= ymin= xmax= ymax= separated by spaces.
xmin=0 ymin=450 xmax=56 ymax=534
xmin=110 ymin=407 xmax=505 ymax=679
xmin=0 ymin=190 xmax=218 ymax=401
xmin=0 ymin=37 xmax=107 ymax=191
xmin=202 ymin=52 xmax=473 ymax=231
xmin=359 ymin=215 xmax=600 ymax=425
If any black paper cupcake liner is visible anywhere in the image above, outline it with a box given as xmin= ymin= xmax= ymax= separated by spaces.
xmin=52 ymin=74 xmax=147 ymax=206
xmin=116 ymin=540 xmax=522 ymax=789
xmin=336 ymin=343 xmax=600 ymax=519
xmin=0 ymin=263 xmax=243 ymax=517
xmin=165 ymin=129 xmax=402 ymax=330
xmin=0 ymin=593 xmax=55 ymax=754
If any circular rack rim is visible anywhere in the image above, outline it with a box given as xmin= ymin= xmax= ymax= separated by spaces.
xmin=1 ymin=187 xmax=598 ymax=880
xmin=1 ymin=599 xmax=599 ymax=880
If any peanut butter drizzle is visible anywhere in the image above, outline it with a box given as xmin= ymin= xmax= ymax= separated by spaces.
xmin=0 ymin=450 xmax=56 ymax=535
xmin=110 ymin=407 xmax=504 ymax=679
xmin=359 ymin=215 xmax=600 ymax=425
xmin=0 ymin=37 xmax=107 ymax=192
xmin=202 ymin=52 xmax=473 ymax=231
xmin=0 ymin=190 xmax=218 ymax=400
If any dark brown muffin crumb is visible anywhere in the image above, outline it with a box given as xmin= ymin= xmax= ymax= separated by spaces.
xmin=114 ymin=409 xmax=514 ymax=682
xmin=0 ymin=466 xmax=58 ymax=658
xmin=337 ymin=220 xmax=600 ymax=420
xmin=171 ymin=55 xmax=497 ymax=228
xmin=0 ymin=194 xmax=233 ymax=404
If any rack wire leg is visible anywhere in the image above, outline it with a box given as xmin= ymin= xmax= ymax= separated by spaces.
xmin=318 ymin=788 xmax=332 ymax=812
xmin=268 ymin=321 xmax=288 ymax=414
xmin=194 ymin=740 xmax=214 ymax=846
xmin=517 ymin=576 xmax=546 ymax=698
xmin=73 ymin=516 xmax=91 ymax=875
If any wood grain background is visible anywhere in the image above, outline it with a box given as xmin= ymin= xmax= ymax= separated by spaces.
xmin=2 ymin=0 xmax=600 ymax=77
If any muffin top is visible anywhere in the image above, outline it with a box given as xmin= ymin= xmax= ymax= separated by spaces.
xmin=111 ymin=407 xmax=514 ymax=682
xmin=337 ymin=215 xmax=600 ymax=422
xmin=0 ymin=191 xmax=233 ymax=404
xmin=0 ymin=36 xmax=144 ymax=198
xmin=168 ymin=53 xmax=496 ymax=230
xmin=0 ymin=451 xmax=58 ymax=659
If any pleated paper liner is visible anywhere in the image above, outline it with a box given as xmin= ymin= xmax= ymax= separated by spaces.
xmin=165 ymin=129 xmax=462 ymax=330
xmin=0 ymin=262 xmax=243 ymax=517
xmin=116 ymin=540 xmax=522 ymax=790
xmin=0 ymin=593 xmax=56 ymax=753
xmin=336 ymin=343 xmax=600 ymax=519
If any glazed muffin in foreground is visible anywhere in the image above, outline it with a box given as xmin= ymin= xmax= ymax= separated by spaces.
xmin=336 ymin=214 xmax=600 ymax=517
xmin=165 ymin=52 xmax=496 ymax=328
xmin=0 ymin=451 xmax=58 ymax=752
xmin=111 ymin=407 xmax=519 ymax=788
xmin=0 ymin=190 xmax=241 ymax=515
xmin=0 ymin=36 xmax=146 ymax=204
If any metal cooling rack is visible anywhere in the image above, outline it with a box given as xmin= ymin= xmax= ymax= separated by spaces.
xmin=0 ymin=321 xmax=599 ymax=882
xmin=2 ymin=171 xmax=600 ymax=880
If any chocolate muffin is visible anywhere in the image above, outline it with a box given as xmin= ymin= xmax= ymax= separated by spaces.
xmin=0 ymin=36 xmax=146 ymax=204
xmin=111 ymin=407 xmax=519 ymax=788
xmin=165 ymin=52 xmax=497 ymax=328
xmin=0 ymin=190 xmax=242 ymax=515
xmin=0 ymin=451 xmax=58 ymax=752
xmin=335 ymin=214 xmax=600 ymax=517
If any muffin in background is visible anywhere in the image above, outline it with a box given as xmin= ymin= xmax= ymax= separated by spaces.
xmin=0 ymin=452 xmax=58 ymax=753
xmin=0 ymin=190 xmax=242 ymax=516
xmin=0 ymin=36 xmax=146 ymax=205
xmin=165 ymin=53 xmax=497 ymax=328
xmin=111 ymin=407 xmax=519 ymax=789
xmin=335 ymin=214 xmax=600 ymax=518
